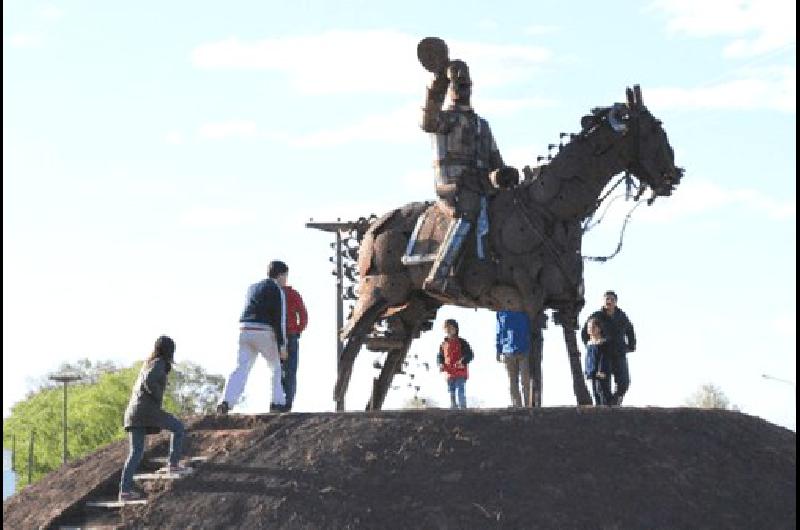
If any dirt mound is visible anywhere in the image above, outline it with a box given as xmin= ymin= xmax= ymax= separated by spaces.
xmin=4 ymin=408 xmax=795 ymax=529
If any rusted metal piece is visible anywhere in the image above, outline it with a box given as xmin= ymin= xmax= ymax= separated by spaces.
xmin=364 ymin=336 xmax=406 ymax=351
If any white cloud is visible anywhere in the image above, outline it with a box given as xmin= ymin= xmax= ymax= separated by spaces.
xmin=191 ymin=30 xmax=552 ymax=95
xmin=400 ymin=168 xmax=431 ymax=196
xmin=39 ymin=4 xmax=64 ymax=19
xmin=477 ymin=96 xmax=557 ymax=115
xmin=7 ymin=32 xmax=43 ymax=48
xmin=164 ymin=130 xmax=185 ymax=145
xmin=198 ymin=120 xmax=258 ymax=140
xmin=190 ymin=94 xmax=556 ymax=150
xmin=289 ymin=95 xmax=556 ymax=147
xmin=453 ymin=39 xmax=552 ymax=88
xmin=650 ymin=0 xmax=796 ymax=58
xmin=639 ymin=179 xmax=796 ymax=222
xmin=291 ymin=103 xmax=419 ymax=147
xmin=647 ymin=67 xmax=795 ymax=112
xmin=193 ymin=106 xmax=419 ymax=147
xmin=523 ymin=25 xmax=560 ymax=36
xmin=478 ymin=19 xmax=499 ymax=31
xmin=178 ymin=206 xmax=256 ymax=228
xmin=771 ymin=313 xmax=797 ymax=341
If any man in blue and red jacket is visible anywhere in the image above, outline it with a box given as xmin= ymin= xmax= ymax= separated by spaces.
xmin=437 ymin=318 xmax=474 ymax=409
xmin=217 ymin=260 xmax=289 ymax=414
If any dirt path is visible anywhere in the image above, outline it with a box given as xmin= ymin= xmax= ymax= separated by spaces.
xmin=4 ymin=408 xmax=796 ymax=530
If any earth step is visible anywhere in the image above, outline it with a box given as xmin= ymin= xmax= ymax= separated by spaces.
xmin=134 ymin=468 xmax=194 ymax=481
xmin=58 ymin=525 xmax=119 ymax=530
xmin=151 ymin=456 xmax=209 ymax=463
xmin=85 ymin=499 xmax=148 ymax=508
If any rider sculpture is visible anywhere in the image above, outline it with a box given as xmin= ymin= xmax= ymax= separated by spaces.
xmin=418 ymin=38 xmax=518 ymax=297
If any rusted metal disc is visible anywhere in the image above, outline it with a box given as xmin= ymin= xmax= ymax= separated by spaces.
xmin=417 ymin=37 xmax=449 ymax=73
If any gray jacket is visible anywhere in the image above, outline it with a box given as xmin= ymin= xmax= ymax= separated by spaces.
xmin=123 ymin=357 xmax=172 ymax=433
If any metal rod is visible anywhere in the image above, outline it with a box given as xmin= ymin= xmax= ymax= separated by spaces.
xmin=27 ymin=431 xmax=34 ymax=485
xmin=62 ymin=382 xmax=68 ymax=465
xmin=335 ymin=230 xmax=345 ymax=412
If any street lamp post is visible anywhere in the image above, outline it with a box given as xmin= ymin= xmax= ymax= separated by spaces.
xmin=761 ymin=374 xmax=796 ymax=387
xmin=48 ymin=371 xmax=82 ymax=465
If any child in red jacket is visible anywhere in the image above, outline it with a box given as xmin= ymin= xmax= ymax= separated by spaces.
xmin=437 ymin=319 xmax=474 ymax=409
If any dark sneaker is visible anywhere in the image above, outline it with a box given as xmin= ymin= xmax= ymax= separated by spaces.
xmin=216 ymin=401 xmax=230 ymax=414
xmin=269 ymin=403 xmax=288 ymax=413
xmin=119 ymin=490 xmax=144 ymax=502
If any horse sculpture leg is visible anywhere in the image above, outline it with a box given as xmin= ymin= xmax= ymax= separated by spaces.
xmin=554 ymin=309 xmax=593 ymax=406
xmin=562 ymin=327 xmax=592 ymax=405
xmin=334 ymin=298 xmax=389 ymax=407
xmin=366 ymin=297 xmax=440 ymax=411
xmin=529 ymin=328 xmax=543 ymax=407
xmin=368 ymin=343 xmax=411 ymax=411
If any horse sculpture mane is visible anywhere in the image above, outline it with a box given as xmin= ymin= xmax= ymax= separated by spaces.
xmin=335 ymin=85 xmax=682 ymax=410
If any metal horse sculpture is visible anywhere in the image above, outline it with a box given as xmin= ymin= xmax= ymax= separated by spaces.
xmin=335 ymin=86 xmax=683 ymax=409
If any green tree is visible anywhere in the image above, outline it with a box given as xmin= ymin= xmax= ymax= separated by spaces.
xmin=3 ymin=359 xmax=223 ymax=490
xmin=685 ymin=383 xmax=739 ymax=410
xmin=25 ymin=358 xmax=121 ymax=395
xmin=168 ymin=361 xmax=225 ymax=415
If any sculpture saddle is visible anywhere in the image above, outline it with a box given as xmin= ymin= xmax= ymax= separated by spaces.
xmin=400 ymin=201 xmax=452 ymax=265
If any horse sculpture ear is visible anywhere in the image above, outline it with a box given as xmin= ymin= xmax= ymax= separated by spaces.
xmin=580 ymin=114 xmax=597 ymax=130
xmin=626 ymin=87 xmax=635 ymax=108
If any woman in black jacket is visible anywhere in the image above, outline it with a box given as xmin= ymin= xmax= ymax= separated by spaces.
xmin=119 ymin=335 xmax=186 ymax=501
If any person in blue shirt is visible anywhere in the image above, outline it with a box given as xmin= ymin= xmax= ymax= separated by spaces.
xmin=496 ymin=310 xmax=532 ymax=407
xmin=584 ymin=317 xmax=613 ymax=406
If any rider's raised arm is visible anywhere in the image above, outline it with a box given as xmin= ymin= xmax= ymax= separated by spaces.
xmin=421 ymin=72 xmax=449 ymax=133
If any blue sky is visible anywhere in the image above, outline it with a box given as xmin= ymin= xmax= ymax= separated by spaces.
xmin=3 ymin=1 xmax=796 ymax=430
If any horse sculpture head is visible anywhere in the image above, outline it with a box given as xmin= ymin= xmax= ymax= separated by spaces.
xmin=583 ymin=85 xmax=683 ymax=205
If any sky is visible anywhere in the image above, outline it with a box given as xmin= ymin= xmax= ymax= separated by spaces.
xmin=3 ymin=1 xmax=796 ymax=431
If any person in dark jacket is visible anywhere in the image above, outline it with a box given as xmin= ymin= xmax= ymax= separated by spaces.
xmin=581 ymin=290 xmax=636 ymax=405
xmin=496 ymin=310 xmax=532 ymax=407
xmin=217 ymin=260 xmax=289 ymax=414
xmin=437 ymin=318 xmax=474 ymax=409
xmin=119 ymin=335 xmax=185 ymax=501
xmin=583 ymin=317 xmax=613 ymax=406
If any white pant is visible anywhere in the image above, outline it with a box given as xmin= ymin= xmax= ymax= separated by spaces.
xmin=222 ymin=327 xmax=285 ymax=407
